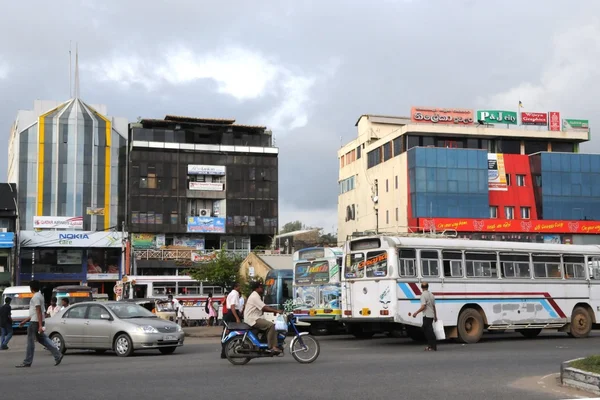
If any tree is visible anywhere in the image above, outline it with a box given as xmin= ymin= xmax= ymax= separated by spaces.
xmin=185 ymin=246 xmax=243 ymax=290
xmin=280 ymin=220 xmax=303 ymax=234
xmin=319 ymin=232 xmax=338 ymax=245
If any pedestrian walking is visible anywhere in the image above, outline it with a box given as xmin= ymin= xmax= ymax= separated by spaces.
xmin=16 ymin=280 xmax=63 ymax=367
xmin=46 ymin=297 xmax=60 ymax=318
xmin=206 ymin=292 xmax=217 ymax=326
xmin=221 ymin=283 xmax=243 ymax=359
xmin=0 ymin=297 xmax=13 ymax=350
xmin=412 ymin=281 xmax=438 ymax=351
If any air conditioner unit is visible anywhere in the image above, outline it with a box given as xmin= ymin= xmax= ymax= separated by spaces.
xmin=199 ymin=209 xmax=212 ymax=217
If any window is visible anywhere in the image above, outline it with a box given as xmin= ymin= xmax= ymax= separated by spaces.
xmin=140 ymin=177 xmax=148 ymax=188
xmin=465 ymin=252 xmax=497 ymax=278
xmin=506 ymin=174 xmax=511 ymax=186
xmin=398 ymin=249 xmax=416 ymax=277
xmin=365 ymin=250 xmax=388 ymax=277
xmin=170 ymin=212 xmax=178 ymax=225
xmin=147 ymin=167 xmax=157 ymax=189
xmin=64 ymin=305 xmax=87 ymax=319
xmin=500 ymin=253 xmax=531 ymax=278
xmin=339 ymin=176 xmax=356 ymax=194
xmin=88 ymin=305 xmax=108 ymax=320
xmin=395 ymin=175 xmax=398 ymax=189
xmin=564 ymin=255 xmax=586 ymax=279
xmin=532 ymin=255 xmax=562 ymax=278
xmin=505 ymin=206 xmax=515 ymax=220
xmin=393 ymin=136 xmax=403 ymax=156
xmin=340 ymin=155 xmax=345 ymax=168
xmin=443 ymin=251 xmax=463 ymax=277
xmin=516 ymin=174 xmax=526 ymax=186
xmin=490 ymin=206 xmax=498 ymax=219
xmin=345 ymin=253 xmax=365 ymax=278
xmin=420 ymin=250 xmax=439 ymax=277
xmin=386 ymin=179 xmax=389 ymax=193
xmin=383 ymin=142 xmax=392 ymax=161
xmin=521 ymin=207 xmax=531 ymax=219
xmin=386 ymin=210 xmax=389 ymax=224
xmin=367 ymin=148 xmax=382 ymax=169
xmin=356 ymin=145 xmax=362 ymax=159
xmin=395 ymin=207 xmax=399 ymax=222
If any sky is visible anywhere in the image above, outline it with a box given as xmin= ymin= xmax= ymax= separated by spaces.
xmin=1 ymin=0 xmax=599 ymax=236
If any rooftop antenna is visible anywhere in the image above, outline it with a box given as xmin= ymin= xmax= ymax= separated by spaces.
xmin=69 ymin=41 xmax=72 ymax=98
xmin=74 ymin=42 xmax=80 ymax=99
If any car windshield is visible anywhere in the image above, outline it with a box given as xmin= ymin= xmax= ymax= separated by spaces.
xmin=3 ymin=294 xmax=32 ymax=310
xmin=106 ymin=303 xmax=157 ymax=319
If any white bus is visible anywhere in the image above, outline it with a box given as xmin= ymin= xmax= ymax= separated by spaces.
xmin=119 ymin=276 xmax=225 ymax=324
xmin=292 ymin=247 xmax=344 ymax=335
xmin=341 ymin=235 xmax=600 ymax=343
xmin=2 ymin=286 xmax=33 ymax=328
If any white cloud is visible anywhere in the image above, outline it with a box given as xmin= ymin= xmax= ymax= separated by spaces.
xmin=82 ymin=46 xmax=336 ymax=131
xmin=477 ymin=22 xmax=600 ymax=112
xmin=279 ymin=201 xmax=338 ymax=235
xmin=0 ymin=61 xmax=8 ymax=80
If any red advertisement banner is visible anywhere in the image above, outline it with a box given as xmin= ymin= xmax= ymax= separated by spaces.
xmin=548 ymin=111 xmax=561 ymax=131
xmin=419 ymin=217 xmax=600 ymax=234
xmin=521 ymin=112 xmax=548 ymax=126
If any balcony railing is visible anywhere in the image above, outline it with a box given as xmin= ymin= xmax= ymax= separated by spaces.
xmin=133 ymin=249 xmax=251 ymax=261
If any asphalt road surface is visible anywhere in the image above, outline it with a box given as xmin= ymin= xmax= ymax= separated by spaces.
xmin=1 ymin=331 xmax=598 ymax=400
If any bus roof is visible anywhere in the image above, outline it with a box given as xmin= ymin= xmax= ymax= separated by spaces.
xmin=293 ymin=247 xmax=343 ymax=262
xmin=52 ymin=285 xmax=93 ymax=291
xmin=3 ymin=286 xmax=32 ymax=293
xmin=349 ymin=235 xmax=600 ymax=255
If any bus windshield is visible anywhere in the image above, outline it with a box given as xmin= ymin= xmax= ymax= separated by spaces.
xmin=294 ymin=261 xmax=330 ymax=285
xmin=2 ymin=293 xmax=33 ymax=311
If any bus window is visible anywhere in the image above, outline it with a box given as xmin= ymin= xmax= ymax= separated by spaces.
xmin=398 ymin=249 xmax=416 ymax=277
xmin=282 ymin=278 xmax=293 ymax=304
xmin=563 ymin=255 xmax=586 ymax=279
xmin=500 ymin=253 xmax=531 ymax=278
xmin=365 ymin=251 xmax=388 ymax=277
xmin=420 ymin=250 xmax=440 ymax=278
xmin=345 ymin=253 xmax=364 ymax=278
xmin=532 ymin=255 xmax=561 ymax=278
xmin=442 ymin=251 xmax=463 ymax=278
xmin=588 ymin=257 xmax=600 ymax=279
xmin=465 ymin=252 xmax=497 ymax=278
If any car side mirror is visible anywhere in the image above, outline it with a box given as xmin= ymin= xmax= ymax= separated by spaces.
xmin=100 ymin=314 xmax=111 ymax=320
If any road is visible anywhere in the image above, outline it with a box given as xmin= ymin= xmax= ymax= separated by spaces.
xmin=0 ymin=331 xmax=598 ymax=400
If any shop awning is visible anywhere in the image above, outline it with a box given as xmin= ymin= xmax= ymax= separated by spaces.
xmin=0 ymin=232 xmax=14 ymax=248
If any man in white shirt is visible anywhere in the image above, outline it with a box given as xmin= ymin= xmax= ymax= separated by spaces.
xmin=46 ymin=297 xmax=60 ymax=318
xmin=168 ymin=295 xmax=183 ymax=326
xmin=16 ymin=280 xmax=63 ymax=367
xmin=221 ymin=283 xmax=243 ymax=359
xmin=244 ymin=282 xmax=282 ymax=354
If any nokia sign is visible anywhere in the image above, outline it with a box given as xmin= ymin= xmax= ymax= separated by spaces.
xmin=59 ymin=234 xmax=90 ymax=240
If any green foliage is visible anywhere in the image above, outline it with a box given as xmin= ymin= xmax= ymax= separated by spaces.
xmin=280 ymin=220 xmax=303 ymax=234
xmin=185 ymin=246 xmax=243 ymax=290
xmin=570 ymin=356 xmax=600 ymax=374
xmin=240 ymin=273 xmax=263 ymax=298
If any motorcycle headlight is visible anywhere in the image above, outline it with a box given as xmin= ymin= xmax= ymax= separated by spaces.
xmin=136 ymin=325 xmax=159 ymax=334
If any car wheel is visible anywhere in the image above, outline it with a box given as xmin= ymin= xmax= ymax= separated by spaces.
xmin=114 ymin=334 xmax=134 ymax=357
xmin=50 ymin=333 xmax=67 ymax=355
xmin=159 ymin=346 xmax=177 ymax=355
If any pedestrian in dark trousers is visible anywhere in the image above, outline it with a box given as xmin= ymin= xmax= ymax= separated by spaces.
xmin=412 ymin=281 xmax=438 ymax=351
xmin=0 ymin=297 xmax=13 ymax=350
xmin=16 ymin=280 xmax=63 ymax=368
xmin=221 ymin=282 xmax=243 ymax=359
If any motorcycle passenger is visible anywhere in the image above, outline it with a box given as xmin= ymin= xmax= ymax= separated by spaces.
xmin=244 ymin=281 xmax=282 ymax=354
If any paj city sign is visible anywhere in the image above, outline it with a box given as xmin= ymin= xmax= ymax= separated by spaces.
xmin=477 ymin=110 xmax=517 ymax=125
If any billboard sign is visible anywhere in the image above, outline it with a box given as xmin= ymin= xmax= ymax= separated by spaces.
xmin=411 ymin=107 xmax=474 ymax=125
xmin=33 ymin=216 xmax=83 ymax=229
xmin=131 ymin=233 xmax=155 ymax=249
xmin=86 ymin=207 xmax=105 ymax=216
xmin=477 ymin=110 xmax=518 ymax=125
xmin=521 ymin=112 xmax=548 ymax=126
xmin=0 ymin=232 xmax=14 ymax=248
xmin=19 ymin=231 xmax=122 ymax=247
xmin=189 ymin=182 xmax=224 ymax=191
xmin=487 ymin=154 xmax=508 ymax=191
xmin=187 ymin=217 xmax=226 ymax=233
xmin=563 ymin=119 xmax=589 ymax=130
xmin=419 ymin=218 xmax=600 ymax=234
xmin=548 ymin=112 xmax=561 ymax=131
xmin=187 ymin=165 xmax=226 ymax=175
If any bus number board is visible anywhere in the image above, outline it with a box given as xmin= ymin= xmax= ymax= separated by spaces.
xmin=350 ymin=239 xmax=380 ymax=251
xmin=298 ymin=248 xmax=325 ymax=260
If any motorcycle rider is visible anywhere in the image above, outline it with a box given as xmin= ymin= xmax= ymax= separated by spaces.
xmin=244 ymin=281 xmax=282 ymax=354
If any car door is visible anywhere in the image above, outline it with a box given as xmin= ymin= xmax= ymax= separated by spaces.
xmin=60 ymin=305 xmax=89 ymax=348
xmin=84 ymin=304 xmax=113 ymax=349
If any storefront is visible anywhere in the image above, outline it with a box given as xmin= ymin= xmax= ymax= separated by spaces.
xmin=0 ymin=232 xmax=15 ymax=288
xmin=18 ymin=231 xmax=124 ymax=298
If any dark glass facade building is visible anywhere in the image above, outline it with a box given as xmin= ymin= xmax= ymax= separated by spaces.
xmin=128 ymin=115 xmax=278 ymax=254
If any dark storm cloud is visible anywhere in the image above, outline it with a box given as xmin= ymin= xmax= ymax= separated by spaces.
xmin=1 ymin=0 xmax=599 ymax=229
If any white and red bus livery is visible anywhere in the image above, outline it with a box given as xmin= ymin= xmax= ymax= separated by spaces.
xmin=341 ymin=235 xmax=600 ymax=343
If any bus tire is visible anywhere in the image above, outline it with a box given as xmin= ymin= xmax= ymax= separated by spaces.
xmin=569 ymin=306 xmax=592 ymax=338
xmin=518 ymin=329 xmax=542 ymax=339
xmin=406 ymin=325 xmax=426 ymax=342
xmin=457 ymin=308 xmax=484 ymax=344
xmin=349 ymin=325 xmax=374 ymax=339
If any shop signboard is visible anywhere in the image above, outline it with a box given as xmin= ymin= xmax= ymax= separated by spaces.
xmin=19 ymin=231 xmax=123 ymax=248
xmin=33 ymin=216 xmax=83 ymax=229
xmin=131 ymin=233 xmax=155 ymax=249
xmin=548 ymin=112 xmax=561 ymax=131
xmin=189 ymin=182 xmax=224 ymax=191
xmin=173 ymin=236 xmax=205 ymax=250
xmin=410 ymin=106 xmax=474 ymax=125
xmin=521 ymin=112 xmax=548 ymax=126
xmin=477 ymin=110 xmax=518 ymax=125
xmin=86 ymin=207 xmax=105 ymax=216
xmin=563 ymin=119 xmax=589 ymax=130
xmin=419 ymin=218 xmax=600 ymax=234
xmin=187 ymin=165 xmax=226 ymax=175
xmin=0 ymin=232 xmax=14 ymax=248
xmin=87 ymin=273 xmax=120 ymax=281
xmin=187 ymin=217 xmax=226 ymax=233
xmin=487 ymin=154 xmax=508 ymax=191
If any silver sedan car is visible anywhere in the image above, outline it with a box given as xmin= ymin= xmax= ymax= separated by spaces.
xmin=45 ymin=301 xmax=184 ymax=357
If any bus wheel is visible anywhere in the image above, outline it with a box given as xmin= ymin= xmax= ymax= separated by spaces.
xmin=518 ymin=329 xmax=542 ymax=338
xmin=406 ymin=325 xmax=426 ymax=342
xmin=349 ymin=326 xmax=374 ymax=339
xmin=457 ymin=308 xmax=484 ymax=344
xmin=569 ymin=306 xmax=592 ymax=338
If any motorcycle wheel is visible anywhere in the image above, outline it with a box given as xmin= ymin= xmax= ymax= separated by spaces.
xmin=290 ymin=334 xmax=320 ymax=364
xmin=225 ymin=337 xmax=252 ymax=366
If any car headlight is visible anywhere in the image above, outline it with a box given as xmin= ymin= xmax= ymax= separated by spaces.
xmin=175 ymin=325 xmax=182 ymax=332
xmin=136 ymin=326 xmax=159 ymax=334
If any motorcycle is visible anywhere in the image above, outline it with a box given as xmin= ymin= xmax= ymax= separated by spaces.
xmin=221 ymin=313 xmax=320 ymax=365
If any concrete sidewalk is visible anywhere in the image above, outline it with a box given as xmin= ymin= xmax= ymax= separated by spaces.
xmin=183 ymin=326 xmax=223 ymax=338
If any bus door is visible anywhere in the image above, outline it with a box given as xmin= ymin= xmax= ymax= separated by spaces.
xmin=345 ymin=251 xmax=389 ymax=318
xmin=588 ymin=257 xmax=600 ymax=317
